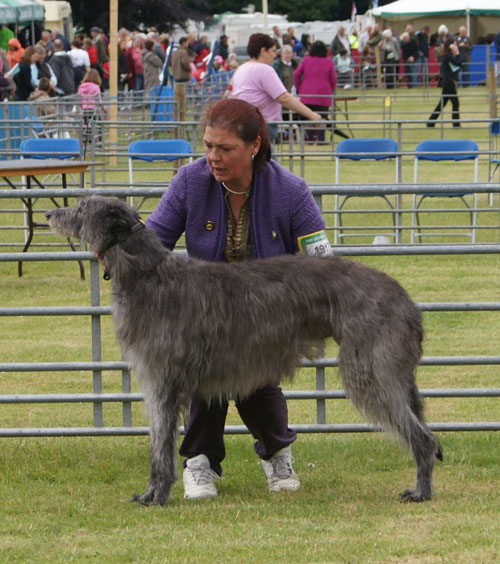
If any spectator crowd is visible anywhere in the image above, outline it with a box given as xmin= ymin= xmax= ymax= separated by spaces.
xmin=0 ymin=20 xmax=496 ymax=116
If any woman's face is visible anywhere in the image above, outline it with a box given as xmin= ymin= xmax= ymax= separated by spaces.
xmin=203 ymin=126 xmax=261 ymax=188
xmin=259 ymin=45 xmax=277 ymax=65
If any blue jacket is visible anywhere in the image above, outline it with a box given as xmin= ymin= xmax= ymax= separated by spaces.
xmin=146 ymin=157 xmax=325 ymax=261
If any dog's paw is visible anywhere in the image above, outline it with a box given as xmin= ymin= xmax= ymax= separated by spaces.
xmin=130 ymin=490 xmax=167 ymax=506
xmin=399 ymin=488 xmax=431 ymax=503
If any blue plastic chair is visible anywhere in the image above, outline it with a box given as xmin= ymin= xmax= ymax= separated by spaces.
xmin=412 ymin=139 xmax=478 ymax=243
xmin=334 ymin=138 xmax=400 ymax=244
xmin=128 ymin=139 xmax=192 ymax=164
xmin=19 ymin=138 xmax=83 ymax=187
xmin=19 ymin=137 xmax=81 ymax=160
xmin=128 ymin=139 xmax=192 ymax=205
xmin=489 ymin=120 xmax=500 ymax=181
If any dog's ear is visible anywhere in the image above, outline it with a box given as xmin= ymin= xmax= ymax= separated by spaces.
xmin=107 ymin=210 xmax=131 ymax=233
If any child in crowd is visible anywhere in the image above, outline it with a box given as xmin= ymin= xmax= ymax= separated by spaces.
xmin=77 ymin=68 xmax=105 ymax=145
xmin=28 ymin=77 xmax=56 ymax=116
xmin=333 ymin=48 xmax=355 ymax=88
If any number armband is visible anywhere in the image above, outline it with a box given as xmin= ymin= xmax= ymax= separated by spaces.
xmin=297 ymin=230 xmax=333 ymax=257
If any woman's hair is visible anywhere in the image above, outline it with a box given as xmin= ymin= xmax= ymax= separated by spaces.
xmin=309 ymin=40 xmax=327 ymax=58
xmin=133 ymin=36 xmax=145 ymax=49
xmin=34 ymin=44 xmax=46 ymax=57
xmin=301 ymin=33 xmax=310 ymax=45
xmin=82 ymin=68 xmax=102 ymax=86
xmin=20 ymin=46 xmax=35 ymax=63
xmin=247 ymin=33 xmax=275 ymax=59
xmin=438 ymin=24 xmax=448 ymax=35
xmin=144 ymin=39 xmax=154 ymax=51
xmin=38 ymin=77 xmax=51 ymax=92
xmin=201 ymin=98 xmax=271 ymax=168
xmin=444 ymin=38 xmax=456 ymax=52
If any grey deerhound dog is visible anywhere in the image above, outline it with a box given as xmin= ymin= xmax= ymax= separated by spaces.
xmin=46 ymin=196 xmax=442 ymax=506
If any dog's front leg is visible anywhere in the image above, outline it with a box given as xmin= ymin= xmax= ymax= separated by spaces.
xmin=131 ymin=393 xmax=180 ymax=506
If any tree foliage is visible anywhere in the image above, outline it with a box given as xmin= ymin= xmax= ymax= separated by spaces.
xmin=268 ymin=0 xmax=339 ymax=23
xmin=69 ymin=0 xmax=212 ymax=33
xmin=69 ymin=0 xmax=394 ymax=33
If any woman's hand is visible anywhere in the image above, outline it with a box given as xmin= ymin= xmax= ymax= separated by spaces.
xmin=276 ymin=91 xmax=324 ymax=122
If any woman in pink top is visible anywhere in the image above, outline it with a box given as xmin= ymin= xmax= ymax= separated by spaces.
xmin=294 ymin=40 xmax=347 ymax=142
xmin=231 ymin=33 xmax=322 ymax=144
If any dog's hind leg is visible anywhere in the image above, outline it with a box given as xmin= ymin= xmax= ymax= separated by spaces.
xmin=131 ymin=390 xmax=180 ymax=506
xmin=340 ymin=344 xmax=441 ymax=502
xmin=398 ymin=387 xmax=443 ymax=503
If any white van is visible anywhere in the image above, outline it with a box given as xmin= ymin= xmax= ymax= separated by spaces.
xmin=221 ymin=12 xmax=290 ymax=50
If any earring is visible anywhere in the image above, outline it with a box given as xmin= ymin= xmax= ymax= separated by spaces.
xmin=251 ymin=154 xmax=255 ymax=160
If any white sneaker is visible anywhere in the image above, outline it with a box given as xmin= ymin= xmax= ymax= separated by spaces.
xmin=183 ymin=454 xmax=219 ymax=499
xmin=260 ymin=446 xmax=300 ymax=492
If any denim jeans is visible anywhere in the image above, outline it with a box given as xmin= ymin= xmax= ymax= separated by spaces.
xmin=415 ymin=56 xmax=429 ymax=86
xmin=403 ymin=60 xmax=418 ymax=88
xmin=133 ymin=73 xmax=144 ymax=103
xmin=266 ymin=123 xmax=278 ymax=144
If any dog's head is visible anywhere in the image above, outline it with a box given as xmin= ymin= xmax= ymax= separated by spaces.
xmin=46 ymin=196 xmax=144 ymax=256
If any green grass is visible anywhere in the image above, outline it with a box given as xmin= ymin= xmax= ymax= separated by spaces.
xmin=1 ymin=87 xmax=500 ymax=562
xmin=1 ymin=434 xmax=500 ymax=563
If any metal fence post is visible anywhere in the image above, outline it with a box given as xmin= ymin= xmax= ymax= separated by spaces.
xmin=315 ymin=365 xmax=326 ymax=425
xmin=122 ymin=364 xmax=132 ymax=428
xmin=396 ymin=122 xmax=403 ymax=244
xmin=90 ymin=258 xmax=103 ymax=427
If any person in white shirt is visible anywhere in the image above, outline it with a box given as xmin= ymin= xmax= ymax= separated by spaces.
xmin=331 ymin=26 xmax=350 ymax=57
xmin=68 ymin=38 xmax=90 ymax=88
xmin=358 ymin=24 xmax=372 ymax=53
xmin=272 ymin=25 xmax=283 ymax=49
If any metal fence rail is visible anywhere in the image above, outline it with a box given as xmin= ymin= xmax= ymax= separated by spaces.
xmin=2 ymin=180 xmax=500 ymax=245
xmin=1 ymin=188 xmax=500 ymax=437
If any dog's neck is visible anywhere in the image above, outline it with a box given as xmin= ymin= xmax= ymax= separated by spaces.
xmin=100 ymin=220 xmax=145 ymax=256
xmin=97 ymin=220 xmax=145 ymax=280
xmin=97 ymin=223 xmax=167 ymax=283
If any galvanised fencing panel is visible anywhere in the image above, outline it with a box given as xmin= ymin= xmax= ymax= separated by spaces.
xmin=1 ymin=187 xmax=500 ymax=437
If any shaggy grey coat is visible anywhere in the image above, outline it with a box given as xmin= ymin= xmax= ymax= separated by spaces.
xmin=46 ymin=196 xmax=442 ymax=506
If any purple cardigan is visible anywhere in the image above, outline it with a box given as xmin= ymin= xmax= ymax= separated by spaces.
xmin=146 ymin=157 xmax=325 ymax=261
xmin=294 ymin=56 xmax=337 ymax=108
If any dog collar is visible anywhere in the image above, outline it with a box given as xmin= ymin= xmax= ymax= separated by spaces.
xmin=100 ymin=219 xmax=145 ymax=280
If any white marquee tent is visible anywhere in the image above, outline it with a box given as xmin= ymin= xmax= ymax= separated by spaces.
xmin=370 ymin=0 xmax=500 ymax=39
